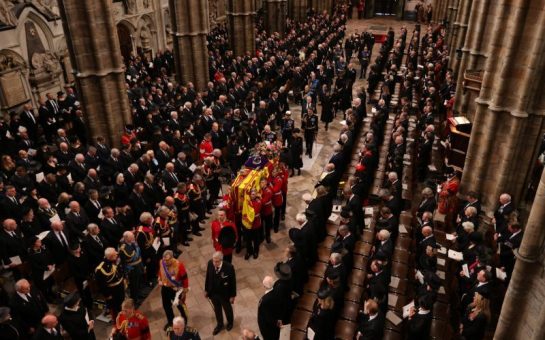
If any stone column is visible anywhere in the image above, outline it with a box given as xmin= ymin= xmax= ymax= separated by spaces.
xmin=453 ymin=0 xmax=495 ymax=115
xmin=57 ymin=0 xmax=131 ymax=146
xmin=264 ymin=0 xmax=288 ymax=36
xmin=459 ymin=0 xmax=545 ymax=212
xmin=445 ymin=0 xmax=459 ymax=47
xmin=289 ymin=0 xmax=308 ymax=21
xmin=496 ymin=169 xmax=545 ymax=338
xmin=169 ymin=0 xmax=210 ymax=91
xmin=448 ymin=0 xmax=472 ymax=76
xmin=226 ymin=0 xmax=256 ymax=57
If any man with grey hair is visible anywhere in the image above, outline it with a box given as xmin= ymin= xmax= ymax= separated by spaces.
xmin=119 ymin=231 xmax=144 ymax=302
xmin=169 ymin=316 xmax=200 ymax=339
xmin=10 ymin=278 xmax=49 ymax=337
xmin=205 ymin=251 xmax=237 ymax=335
xmin=258 ymin=275 xmax=283 ymax=339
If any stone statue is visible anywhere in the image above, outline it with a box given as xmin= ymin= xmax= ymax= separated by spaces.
xmin=140 ymin=29 xmax=151 ymax=50
xmin=0 ymin=0 xmax=17 ymax=27
xmin=32 ymin=0 xmax=58 ymax=17
xmin=31 ymin=51 xmax=60 ymax=74
xmin=0 ymin=51 xmax=26 ymax=72
xmin=123 ymin=0 xmax=137 ymax=14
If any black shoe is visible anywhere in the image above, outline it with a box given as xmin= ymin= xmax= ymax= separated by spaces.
xmin=198 ymin=227 xmax=206 ymax=231
xmin=193 ymin=231 xmax=202 ymax=236
xmin=244 ymin=253 xmax=251 ymax=260
xmin=226 ymin=323 xmax=233 ymax=331
xmin=281 ymin=214 xmax=286 ymax=221
xmin=213 ymin=325 xmax=224 ymax=335
xmin=297 ymin=169 xmax=301 ymax=176
xmin=186 ymin=236 xmax=193 ymax=242
xmin=266 ymin=236 xmax=271 ymax=244
xmin=309 ymin=154 xmax=312 ymax=158
xmin=182 ymin=241 xmax=190 ymax=246
xmin=199 ymin=220 xmax=206 ymax=224
xmin=253 ymin=252 xmax=259 ymax=259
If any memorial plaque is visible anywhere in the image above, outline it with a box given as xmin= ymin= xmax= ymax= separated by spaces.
xmin=0 ymin=71 xmax=29 ymax=108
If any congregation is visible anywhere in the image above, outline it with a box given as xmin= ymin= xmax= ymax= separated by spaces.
xmin=0 ymin=1 xmax=525 ymax=340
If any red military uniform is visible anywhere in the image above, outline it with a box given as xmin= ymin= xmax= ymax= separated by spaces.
xmin=281 ymin=165 xmax=289 ymax=195
xmin=199 ymin=139 xmax=213 ymax=160
xmin=271 ymin=177 xmax=283 ymax=207
xmin=261 ymin=184 xmax=274 ymax=217
xmin=250 ymin=198 xmax=262 ymax=229
xmin=211 ymin=219 xmax=238 ymax=255
xmin=115 ymin=310 xmax=151 ymax=340
xmin=158 ymin=258 xmax=189 ymax=289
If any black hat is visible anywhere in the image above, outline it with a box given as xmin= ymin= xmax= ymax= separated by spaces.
xmin=469 ymin=232 xmax=483 ymax=244
xmin=317 ymin=288 xmax=330 ymax=299
xmin=274 ymin=263 xmax=292 ymax=280
xmin=288 ymin=228 xmax=303 ymax=243
xmin=63 ymin=291 xmax=81 ymax=308
xmin=0 ymin=307 xmax=10 ymax=322
xmin=69 ymin=241 xmax=81 ymax=251
xmin=57 ymin=91 xmax=65 ymax=97
xmin=218 ymin=226 xmax=237 ymax=248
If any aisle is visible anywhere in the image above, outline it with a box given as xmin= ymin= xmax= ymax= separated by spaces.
xmin=93 ymin=16 xmax=414 ymax=340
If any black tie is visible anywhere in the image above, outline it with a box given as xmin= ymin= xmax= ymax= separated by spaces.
xmin=59 ymin=232 xmax=68 ymax=248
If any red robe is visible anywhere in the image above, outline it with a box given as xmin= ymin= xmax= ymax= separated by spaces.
xmin=199 ymin=139 xmax=213 ymax=160
xmin=115 ymin=310 xmax=151 ymax=340
xmin=250 ymin=198 xmax=262 ymax=229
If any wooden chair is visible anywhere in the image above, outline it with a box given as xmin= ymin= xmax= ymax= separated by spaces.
xmin=305 ymin=276 xmax=322 ymax=293
xmin=353 ymin=255 xmax=369 ymax=271
xmin=349 ymin=268 xmax=367 ymax=287
xmin=291 ymin=310 xmax=312 ymax=331
xmin=309 ymin=262 xmax=327 ymax=278
xmin=290 ymin=328 xmax=307 ymax=340
xmin=344 ymin=285 xmax=364 ymax=303
xmin=296 ymin=294 xmax=316 ymax=313
xmin=335 ymin=320 xmax=357 ymax=340
xmin=341 ymin=301 xmax=360 ymax=322
xmin=354 ymin=241 xmax=373 ymax=256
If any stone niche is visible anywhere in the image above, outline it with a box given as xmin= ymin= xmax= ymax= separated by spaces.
xmin=0 ymin=49 xmax=31 ymax=111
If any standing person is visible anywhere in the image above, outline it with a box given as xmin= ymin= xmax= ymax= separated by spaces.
xmin=118 ymin=231 xmax=144 ymax=303
xmin=59 ymin=292 xmax=96 ymax=340
xmin=168 ymin=316 xmax=201 ymax=340
xmin=94 ymin=248 xmax=125 ymax=320
xmin=32 ymin=314 xmax=63 ymax=340
xmin=112 ymin=299 xmax=151 ymax=340
xmin=135 ymin=212 xmax=158 ymax=286
xmin=204 ymin=252 xmax=237 ymax=336
xmin=258 ymin=276 xmax=283 ymax=340
xmin=10 ymin=279 xmax=49 ymax=338
xmin=358 ymin=0 xmax=365 ymax=19
xmin=158 ymin=250 xmax=189 ymax=330
xmin=244 ymin=189 xmax=262 ymax=260
xmin=281 ymin=111 xmax=295 ymax=147
xmin=308 ymin=289 xmax=336 ymax=340
xmin=320 ymin=86 xmax=334 ymax=131
xmin=211 ymin=210 xmax=238 ymax=263
xmin=271 ymin=168 xmax=284 ymax=233
xmin=259 ymin=178 xmax=274 ymax=244
xmin=302 ymin=108 xmax=318 ymax=158
xmin=358 ymin=46 xmax=370 ymax=79
xmin=289 ymin=129 xmax=304 ymax=176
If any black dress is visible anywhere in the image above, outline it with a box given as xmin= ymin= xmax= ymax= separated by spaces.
xmin=320 ymin=94 xmax=334 ymax=123
xmin=461 ymin=309 xmax=488 ymax=340
xmin=308 ymin=302 xmax=336 ymax=340
xmin=290 ymin=137 xmax=304 ymax=169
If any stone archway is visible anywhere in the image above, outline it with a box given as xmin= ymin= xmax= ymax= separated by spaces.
xmin=117 ymin=21 xmax=135 ymax=62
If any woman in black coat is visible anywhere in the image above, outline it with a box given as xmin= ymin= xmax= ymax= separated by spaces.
xmin=112 ymin=173 xmax=130 ymax=207
xmin=308 ymin=292 xmax=336 ymax=340
xmin=28 ymin=237 xmax=55 ymax=300
xmin=289 ymin=129 xmax=304 ymax=176
xmin=319 ymin=86 xmax=334 ymax=130
xmin=59 ymin=292 xmax=96 ymax=340
xmin=461 ymin=292 xmax=490 ymax=340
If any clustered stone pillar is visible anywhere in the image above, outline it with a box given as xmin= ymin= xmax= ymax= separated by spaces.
xmin=312 ymin=0 xmax=333 ymax=13
xmin=289 ymin=0 xmax=308 ymax=21
xmin=226 ymin=0 xmax=256 ymax=57
xmin=453 ymin=0 xmax=494 ymax=115
xmin=448 ymin=0 xmax=472 ymax=76
xmin=57 ymin=0 xmax=131 ymax=146
xmin=496 ymin=164 xmax=545 ymax=339
xmin=459 ymin=0 xmax=545 ymax=212
xmin=445 ymin=0 xmax=460 ymax=46
xmin=432 ymin=0 xmax=449 ymax=23
xmin=169 ymin=0 xmax=210 ymax=91
xmin=264 ymin=0 xmax=288 ymax=36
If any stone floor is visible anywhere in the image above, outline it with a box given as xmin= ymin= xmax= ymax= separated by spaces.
xmin=93 ymin=16 xmax=416 ymax=340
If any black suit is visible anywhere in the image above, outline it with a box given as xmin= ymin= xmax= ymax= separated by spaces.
xmin=367 ymin=270 xmax=389 ymax=299
xmin=0 ymin=229 xmax=27 ymax=268
xmin=204 ymin=260 xmax=236 ymax=327
xmin=316 ymin=171 xmax=337 ymax=189
xmin=83 ymin=234 xmax=107 ymax=270
xmin=162 ymin=170 xmax=180 ymax=193
xmin=494 ymin=202 xmax=514 ymax=234
xmin=83 ymin=200 xmax=103 ymax=224
xmin=43 ymin=230 xmax=70 ymax=265
xmin=417 ymin=197 xmax=437 ymax=217
xmin=68 ymin=161 xmax=87 ymax=183
xmin=1 ymin=196 xmax=23 ymax=220
xmin=10 ymin=289 xmax=49 ymax=336
xmin=100 ymin=218 xmax=123 ymax=248
xmin=374 ymin=238 xmax=394 ymax=260
xmin=408 ymin=312 xmax=432 ymax=340
xmin=346 ymin=194 xmax=364 ymax=230
xmin=357 ymin=313 xmax=384 ymax=340
xmin=65 ymin=211 xmax=90 ymax=239
xmin=32 ymin=325 xmax=63 ymax=340
xmin=258 ymin=288 xmax=283 ymax=340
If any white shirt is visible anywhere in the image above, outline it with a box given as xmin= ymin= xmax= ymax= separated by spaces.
xmin=17 ymin=292 xmax=29 ymax=302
